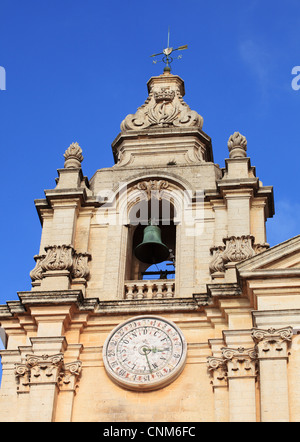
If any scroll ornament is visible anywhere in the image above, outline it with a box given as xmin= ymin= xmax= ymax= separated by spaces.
xmin=121 ymin=85 xmax=203 ymax=131
xmin=251 ymin=327 xmax=293 ymax=359
xmin=209 ymin=235 xmax=269 ymax=274
xmin=30 ymin=245 xmax=91 ymax=283
xmin=41 ymin=245 xmax=74 ymax=272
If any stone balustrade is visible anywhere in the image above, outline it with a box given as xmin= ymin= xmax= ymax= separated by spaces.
xmin=124 ymin=280 xmax=175 ymax=299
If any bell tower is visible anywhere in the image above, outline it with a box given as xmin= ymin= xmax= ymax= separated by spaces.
xmin=1 ymin=65 xmax=287 ymax=423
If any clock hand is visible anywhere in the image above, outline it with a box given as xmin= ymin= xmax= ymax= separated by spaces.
xmin=151 ymin=347 xmax=170 ymax=353
xmin=142 ymin=347 xmax=153 ymax=373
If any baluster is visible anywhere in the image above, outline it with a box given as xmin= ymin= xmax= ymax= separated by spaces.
xmin=165 ymin=282 xmax=174 ymax=298
xmin=125 ymin=284 xmax=134 ymax=300
xmin=136 ymin=283 xmax=144 ymax=299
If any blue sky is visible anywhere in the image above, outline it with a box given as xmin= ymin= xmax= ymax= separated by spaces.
xmin=0 ymin=0 xmax=300 ymax=309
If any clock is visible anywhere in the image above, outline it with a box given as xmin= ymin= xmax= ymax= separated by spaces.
xmin=102 ymin=315 xmax=187 ymax=391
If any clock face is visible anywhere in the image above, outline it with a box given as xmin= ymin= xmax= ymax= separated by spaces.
xmin=102 ymin=315 xmax=187 ymax=391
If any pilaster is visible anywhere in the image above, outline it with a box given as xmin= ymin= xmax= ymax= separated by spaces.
xmin=252 ymin=326 xmax=293 ymax=422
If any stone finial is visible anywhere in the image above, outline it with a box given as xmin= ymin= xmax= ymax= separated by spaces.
xmin=227 ymin=132 xmax=247 ymax=158
xmin=64 ymin=142 xmax=83 ymax=169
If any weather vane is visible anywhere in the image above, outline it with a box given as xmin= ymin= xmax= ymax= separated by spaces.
xmin=150 ymin=28 xmax=188 ymax=73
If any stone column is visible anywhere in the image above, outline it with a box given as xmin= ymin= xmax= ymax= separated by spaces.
xmin=207 ymin=356 xmax=229 ymax=422
xmin=56 ymin=360 xmax=82 ymax=422
xmin=252 ymin=327 xmax=293 ymax=422
xmin=222 ymin=347 xmax=257 ymax=422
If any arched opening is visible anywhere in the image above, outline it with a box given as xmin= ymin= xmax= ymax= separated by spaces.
xmin=124 ymin=194 xmax=177 ymax=299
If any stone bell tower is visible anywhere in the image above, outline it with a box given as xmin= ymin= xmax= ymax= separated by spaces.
xmin=3 ymin=67 xmax=300 ymax=423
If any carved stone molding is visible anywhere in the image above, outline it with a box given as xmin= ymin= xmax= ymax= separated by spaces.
xmin=64 ymin=142 xmax=83 ymax=169
xmin=30 ymin=245 xmax=91 ymax=284
xmin=222 ymin=347 xmax=257 ymax=378
xmin=251 ymin=327 xmax=293 ymax=359
xmin=121 ymin=82 xmax=203 ymax=132
xmin=227 ymin=132 xmax=247 ymax=158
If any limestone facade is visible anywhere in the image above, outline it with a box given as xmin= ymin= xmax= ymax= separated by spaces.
xmin=0 ymin=71 xmax=299 ymax=422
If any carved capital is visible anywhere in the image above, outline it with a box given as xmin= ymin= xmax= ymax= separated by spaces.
xmin=58 ymin=361 xmax=82 ymax=392
xmin=15 ymin=364 xmax=30 ymax=393
xmin=26 ymin=353 xmax=64 ymax=384
xmin=207 ymin=357 xmax=228 ymax=388
xmin=15 ymin=354 xmax=83 ymax=393
xmin=222 ymin=347 xmax=257 ymax=378
xmin=251 ymin=327 xmax=293 ymax=359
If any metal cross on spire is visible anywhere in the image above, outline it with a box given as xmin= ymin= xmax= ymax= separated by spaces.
xmin=150 ymin=28 xmax=188 ymax=73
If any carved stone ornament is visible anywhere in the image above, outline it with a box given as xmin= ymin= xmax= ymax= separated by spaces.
xmin=30 ymin=245 xmax=91 ymax=283
xmin=58 ymin=361 xmax=82 ymax=392
xmin=222 ymin=235 xmax=255 ymax=263
xmin=209 ymin=235 xmax=264 ymax=275
xmin=24 ymin=354 xmax=64 ymax=385
xmin=41 ymin=245 xmax=74 ymax=272
xmin=15 ymin=354 xmax=82 ymax=393
xmin=209 ymin=246 xmax=226 ymax=274
xmin=135 ymin=180 xmax=169 ymax=201
xmin=29 ymin=254 xmax=46 ymax=282
xmin=207 ymin=356 xmax=228 ymax=387
xmin=72 ymin=252 xmax=91 ymax=280
xmin=64 ymin=142 xmax=83 ymax=169
xmin=222 ymin=347 xmax=257 ymax=378
xmin=120 ymin=81 xmax=203 ymax=131
xmin=227 ymin=132 xmax=247 ymax=158
xmin=251 ymin=327 xmax=293 ymax=359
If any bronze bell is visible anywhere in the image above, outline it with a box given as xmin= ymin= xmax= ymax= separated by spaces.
xmin=134 ymin=225 xmax=170 ymax=264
